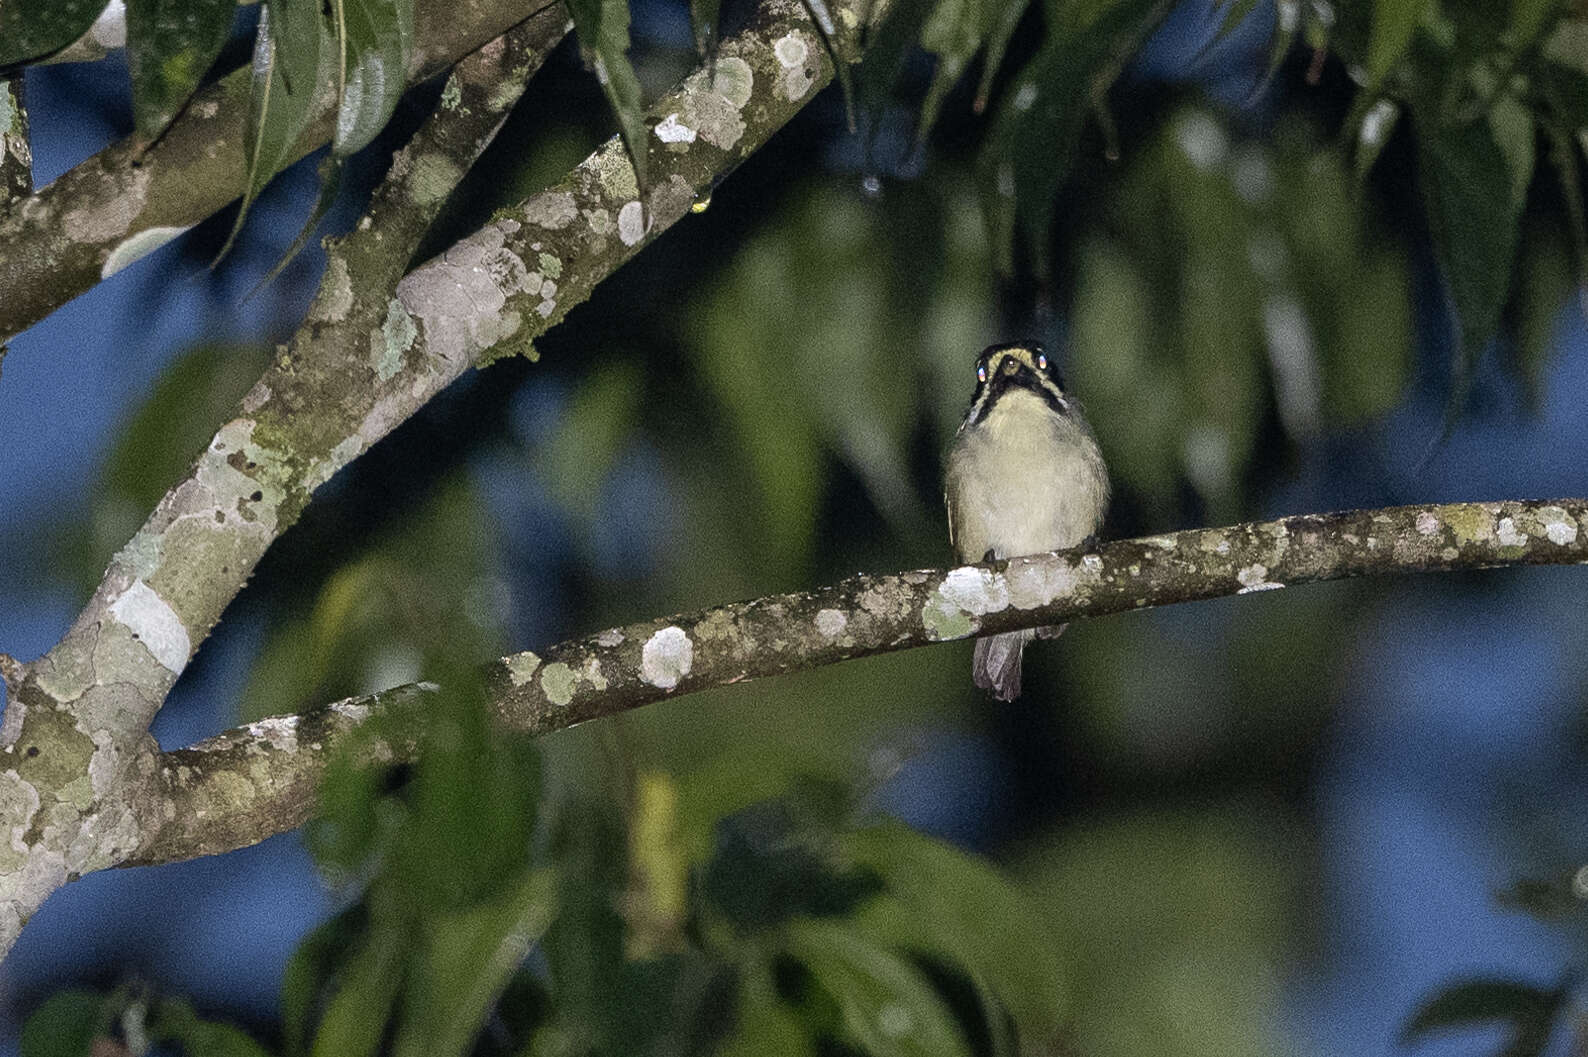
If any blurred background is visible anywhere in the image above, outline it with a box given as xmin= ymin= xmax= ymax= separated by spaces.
xmin=4 ymin=0 xmax=1588 ymax=1054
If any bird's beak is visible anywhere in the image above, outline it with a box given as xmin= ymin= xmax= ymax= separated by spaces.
xmin=1000 ymin=356 xmax=1020 ymax=376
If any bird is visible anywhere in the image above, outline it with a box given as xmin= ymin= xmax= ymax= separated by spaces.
xmin=944 ymin=342 xmax=1111 ymax=701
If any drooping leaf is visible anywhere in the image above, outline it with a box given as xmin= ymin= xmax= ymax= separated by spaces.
xmin=1417 ymin=93 xmax=1535 ymax=411
xmin=284 ymin=905 xmax=372 ymax=1057
xmin=1401 ymin=977 xmax=1570 ymax=1057
xmin=125 ymin=0 xmax=238 ymax=141
xmin=785 ymin=920 xmax=973 ymax=1057
xmin=391 ymin=869 xmax=556 ymax=1057
xmin=566 ymin=0 xmax=649 ymax=192
xmin=839 ymin=822 xmax=1069 ymax=1042
xmin=856 ymin=0 xmax=934 ymax=136
xmin=978 ymin=0 xmax=1167 ymax=272
xmin=0 ymin=0 xmax=107 ymax=69
xmin=331 ymin=0 xmax=414 ymax=157
xmin=1354 ymin=97 xmax=1401 ymax=179
xmin=19 ymin=990 xmax=114 ymax=1057
xmin=1365 ymin=0 xmax=1433 ymax=91
xmin=917 ymin=0 xmax=1030 ymax=143
xmin=972 ymin=0 xmax=1030 ymax=113
xmin=308 ymin=897 xmax=413 ymax=1057
xmin=220 ymin=0 xmax=334 ymax=259
xmin=802 ymin=0 xmax=858 ymax=130
xmin=1214 ymin=0 xmax=1262 ymax=39
xmin=690 ymin=0 xmax=721 ymax=57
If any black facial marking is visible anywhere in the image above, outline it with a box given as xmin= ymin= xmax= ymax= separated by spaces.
xmin=968 ymin=358 xmax=1065 ymax=426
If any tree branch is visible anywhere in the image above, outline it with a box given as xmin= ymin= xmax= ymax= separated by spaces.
xmin=1 ymin=0 xmax=851 ymax=961
xmin=0 ymin=75 xmax=28 ymax=206
xmin=0 ymin=0 xmax=555 ymax=343
xmin=129 ymin=498 xmax=1588 ymax=866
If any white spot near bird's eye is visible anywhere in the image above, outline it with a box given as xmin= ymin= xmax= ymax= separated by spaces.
xmin=641 ymin=626 xmax=693 ymax=689
xmin=976 ymin=364 xmax=987 ymax=383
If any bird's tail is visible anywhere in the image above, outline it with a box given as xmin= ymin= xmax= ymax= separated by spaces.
xmin=972 ymin=625 xmax=1067 ymax=701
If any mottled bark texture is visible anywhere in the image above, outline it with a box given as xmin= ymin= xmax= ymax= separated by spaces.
xmin=0 ymin=76 xmax=29 ymax=206
xmin=0 ymin=14 xmax=570 ymax=960
xmin=0 ymin=0 xmax=559 ymax=342
xmin=133 ymin=499 xmax=1588 ymax=868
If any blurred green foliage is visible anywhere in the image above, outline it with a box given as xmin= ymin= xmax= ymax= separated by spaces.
xmin=25 ymin=0 xmax=1588 ymax=1055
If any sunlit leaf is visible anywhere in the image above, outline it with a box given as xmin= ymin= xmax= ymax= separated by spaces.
xmin=840 ymin=822 xmax=1067 ymax=1042
xmin=1366 ymin=0 xmax=1433 ymax=91
xmin=0 ymin=0 xmax=107 ymax=69
xmin=19 ymin=990 xmax=114 ymax=1057
xmin=391 ymin=869 xmax=556 ymax=1057
xmin=126 ymin=0 xmax=237 ymax=141
xmin=1402 ymin=977 xmax=1570 ymax=1057
xmin=221 ymin=0 xmax=334 ymax=258
xmin=331 ymin=0 xmax=414 ymax=157
xmin=566 ymin=0 xmax=648 ymax=191
xmin=786 ymin=920 xmax=973 ymax=1057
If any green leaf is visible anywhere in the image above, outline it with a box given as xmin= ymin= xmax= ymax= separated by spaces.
xmin=719 ymin=964 xmax=816 ymax=1057
xmin=308 ymin=901 xmax=412 ymax=1057
xmin=536 ymin=361 xmax=644 ymax=520
xmin=566 ymin=0 xmax=648 ymax=192
xmin=1401 ymin=978 xmax=1570 ymax=1057
xmin=0 ymin=0 xmax=107 ymax=69
xmin=1365 ymin=0 xmax=1433 ymax=91
xmin=916 ymin=0 xmax=1029 ymax=142
xmin=690 ymin=0 xmax=721 ymax=56
xmin=391 ymin=869 xmax=557 ymax=1057
xmin=126 ymin=0 xmax=238 ymax=141
xmin=972 ymin=0 xmax=1029 ymax=114
xmin=785 ymin=921 xmax=973 ymax=1057
xmin=1354 ymin=98 xmax=1401 ymax=180
xmin=978 ymin=0 xmax=1166 ymax=272
xmin=148 ymin=997 xmax=275 ymax=1057
xmin=284 ymin=905 xmax=371 ymax=1057
xmin=1417 ymin=95 xmax=1534 ymax=406
xmin=220 ymin=0 xmax=334 ymax=259
xmin=839 ymin=822 xmax=1067 ymax=1041
xmin=19 ymin=990 xmax=114 ymax=1057
xmin=1213 ymin=0 xmax=1261 ymax=39
xmin=856 ymin=0 xmax=934 ymax=135
xmin=331 ymin=0 xmax=414 ymax=157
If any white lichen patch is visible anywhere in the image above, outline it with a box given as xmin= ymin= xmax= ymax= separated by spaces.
xmin=107 ymin=580 xmax=190 ymax=674
xmin=1235 ymin=564 xmax=1282 ymax=593
xmin=618 ymin=201 xmax=648 ymax=246
xmin=374 ymin=298 xmax=417 ymax=380
xmin=100 ymin=225 xmax=191 ymax=279
xmin=505 ymin=651 xmax=542 ymax=687
xmin=1545 ymin=512 xmax=1579 ymax=545
xmin=669 ymin=56 xmax=753 ymax=150
xmin=596 ymin=628 xmax=625 ymax=647
xmin=654 ymin=113 xmax=697 ymax=144
xmin=1415 ymin=510 xmax=1440 ymax=536
xmin=641 ymin=626 xmax=693 ymax=690
xmin=1497 ymin=517 xmax=1528 ymax=547
xmin=772 ymin=31 xmax=816 ymax=100
xmin=815 ymin=608 xmax=847 ymax=638
xmin=939 ymin=566 xmax=1011 ymax=616
xmin=409 ymin=153 xmax=464 ymax=206
xmin=65 ymin=165 xmax=151 ymax=244
xmin=540 ymin=662 xmax=578 ymax=706
xmin=244 ymin=715 xmax=300 ymax=754
xmin=309 ymin=257 xmax=355 ymax=323
xmin=582 ymin=657 xmax=609 ymax=691
xmin=395 ymin=221 xmax=531 ymax=369
xmin=522 ymin=190 xmax=578 ymax=229
xmin=441 ymin=74 xmax=463 ymax=110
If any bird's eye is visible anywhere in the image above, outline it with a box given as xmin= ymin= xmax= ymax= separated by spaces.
xmin=1036 ymin=352 xmax=1049 ymax=371
xmin=976 ymin=363 xmax=987 ymax=383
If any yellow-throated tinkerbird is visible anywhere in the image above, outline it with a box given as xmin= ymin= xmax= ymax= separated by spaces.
xmin=944 ymin=342 xmax=1111 ymax=701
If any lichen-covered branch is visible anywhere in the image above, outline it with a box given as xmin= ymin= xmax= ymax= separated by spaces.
xmin=0 ymin=14 xmax=568 ymax=961
xmin=130 ymin=499 xmax=1588 ymax=867
xmin=0 ymin=0 xmax=555 ymax=343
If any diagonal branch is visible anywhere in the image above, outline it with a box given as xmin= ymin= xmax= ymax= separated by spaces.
xmin=0 ymin=0 xmax=555 ymax=343
xmin=129 ymin=498 xmax=1588 ymax=867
